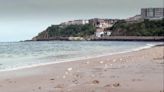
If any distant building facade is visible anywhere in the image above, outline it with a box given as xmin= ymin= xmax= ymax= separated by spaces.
xmin=95 ymin=29 xmax=112 ymax=38
xmin=141 ymin=8 xmax=164 ymax=20
xmin=61 ymin=20 xmax=89 ymax=25
xmin=95 ymin=28 xmax=104 ymax=37
xmin=106 ymin=31 xmax=112 ymax=36
xmin=60 ymin=18 xmax=117 ymax=38
xmin=89 ymin=18 xmax=117 ymax=29
xmin=89 ymin=18 xmax=117 ymax=37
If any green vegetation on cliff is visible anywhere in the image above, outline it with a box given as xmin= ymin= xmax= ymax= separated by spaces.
xmin=47 ymin=24 xmax=96 ymax=37
xmin=33 ymin=19 xmax=164 ymax=41
xmin=110 ymin=19 xmax=164 ymax=36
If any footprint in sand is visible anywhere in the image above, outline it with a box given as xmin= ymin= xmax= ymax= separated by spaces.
xmin=72 ymin=79 xmax=79 ymax=84
xmin=104 ymin=84 xmax=111 ymax=87
xmin=5 ymin=79 xmax=13 ymax=83
xmin=50 ymin=78 xmax=55 ymax=80
xmin=160 ymin=90 xmax=164 ymax=92
xmin=38 ymin=86 xmax=42 ymax=90
xmin=54 ymin=84 xmax=64 ymax=88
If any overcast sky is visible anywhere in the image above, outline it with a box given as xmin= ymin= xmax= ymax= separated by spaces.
xmin=0 ymin=0 xmax=163 ymax=42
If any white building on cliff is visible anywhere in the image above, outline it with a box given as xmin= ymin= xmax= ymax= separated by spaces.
xmin=61 ymin=20 xmax=89 ymax=25
xmin=89 ymin=18 xmax=117 ymax=37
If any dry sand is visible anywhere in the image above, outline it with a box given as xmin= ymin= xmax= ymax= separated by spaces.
xmin=0 ymin=46 xmax=163 ymax=92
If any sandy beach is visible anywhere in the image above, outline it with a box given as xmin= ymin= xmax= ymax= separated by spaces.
xmin=0 ymin=45 xmax=163 ymax=92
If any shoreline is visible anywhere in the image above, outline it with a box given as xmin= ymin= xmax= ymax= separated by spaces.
xmin=0 ymin=42 xmax=161 ymax=72
xmin=0 ymin=45 xmax=163 ymax=92
xmin=29 ymin=36 xmax=164 ymax=41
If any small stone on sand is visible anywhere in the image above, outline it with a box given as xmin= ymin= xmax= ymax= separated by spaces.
xmin=113 ymin=59 xmax=116 ymax=62
xmin=38 ymin=86 xmax=42 ymax=90
xmin=67 ymin=68 xmax=72 ymax=71
xmin=92 ymin=80 xmax=100 ymax=84
xmin=75 ymin=74 xmax=80 ymax=78
xmin=72 ymin=79 xmax=78 ymax=84
xmin=86 ymin=61 xmax=90 ymax=64
xmin=50 ymin=78 xmax=55 ymax=80
xmin=100 ymin=61 xmax=104 ymax=64
xmin=113 ymin=83 xmax=120 ymax=87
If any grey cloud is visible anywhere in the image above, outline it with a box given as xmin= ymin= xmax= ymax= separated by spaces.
xmin=0 ymin=0 xmax=163 ymax=19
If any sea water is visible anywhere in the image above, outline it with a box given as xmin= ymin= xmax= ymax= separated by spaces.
xmin=0 ymin=41 xmax=162 ymax=71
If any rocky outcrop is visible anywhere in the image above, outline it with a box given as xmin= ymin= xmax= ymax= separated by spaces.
xmin=32 ymin=30 xmax=49 ymax=41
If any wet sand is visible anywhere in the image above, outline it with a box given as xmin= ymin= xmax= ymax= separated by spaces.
xmin=0 ymin=46 xmax=163 ymax=92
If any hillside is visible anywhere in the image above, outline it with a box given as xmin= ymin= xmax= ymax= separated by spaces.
xmin=32 ymin=24 xmax=96 ymax=40
xmin=32 ymin=19 xmax=164 ymax=41
xmin=110 ymin=19 xmax=164 ymax=36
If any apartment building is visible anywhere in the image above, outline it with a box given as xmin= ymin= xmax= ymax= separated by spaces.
xmin=141 ymin=8 xmax=164 ymax=20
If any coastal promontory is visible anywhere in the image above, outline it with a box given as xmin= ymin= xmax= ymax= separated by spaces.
xmin=32 ymin=18 xmax=164 ymax=41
